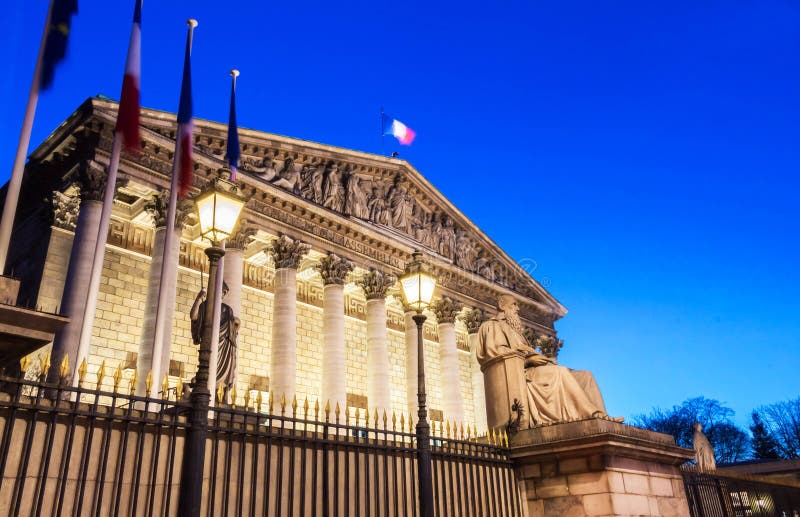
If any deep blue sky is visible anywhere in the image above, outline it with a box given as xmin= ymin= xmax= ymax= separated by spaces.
xmin=2 ymin=1 xmax=798 ymax=428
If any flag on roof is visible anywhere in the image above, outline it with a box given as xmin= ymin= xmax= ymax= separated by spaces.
xmin=40 ymin=0 xmax=79 ymax=90
xmin=115 ymin=0 xmax=142 ymax=152
xmin=382 ymin=113 xmax=416 ymax=145
xmin=226 ymin=70 xmax=241 ymax=181
xmin=176 ymin=25 xmax=195 ymax=199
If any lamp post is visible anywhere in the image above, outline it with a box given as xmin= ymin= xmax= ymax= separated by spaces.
xmin=398 ymin=250 xmax=437 ymax=517
xmin=178 ymin=172 xmax=246 ymax=516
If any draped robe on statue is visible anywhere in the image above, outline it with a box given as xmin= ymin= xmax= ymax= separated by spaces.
xmin=191 ymin=300 xmax=239 ymax=391
xmin=477 ymin=314 xmax=607 ymax=425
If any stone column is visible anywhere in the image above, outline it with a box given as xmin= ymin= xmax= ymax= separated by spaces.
xmin=136 ymin=194 xmax=188 ymax=395
xmin=431 ymin=296 xmax=464 ymax=424
xmin=267 ymin=235 xmax=310 ymax=403
xmin=462 ymin=308 xmax=488 ymax=433
xmin=316 ymin=253 xmax=353 ymax=412
xmin=404 ymin=310 xmax=418 ymax=417
xmin=49 ymin=161 xmax=106 ymax=384
xmin=218 ymin=222 xmax=255 ymax=394
xmin=358 ymin=268 xmax=396 ymax=417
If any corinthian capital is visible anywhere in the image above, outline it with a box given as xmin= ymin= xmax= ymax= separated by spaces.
xmin=51 ymin=191 xmax=80 ymax=231
xmin=227 ymin=220 xmax=258 ymax=250
xmin=316 ymin=252 xmax=354 ymax=286
xmin=358 ymin=268 xmax=396 ymax=300
xmin=268 ymin=234 xmax=310 ymax=269
xmin=460 ymin=307 xmax=486 ymax=334
xmin=430 ymin=296 xmax=463 ymax=324
xmin=75 ymin=161 xmax=107 ymax=202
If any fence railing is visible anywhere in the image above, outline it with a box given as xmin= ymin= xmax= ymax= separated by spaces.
xmin=682 ymin=466 xmax=800 ymax=517
xmin=0 ymin=359 xmax=523 ymax=516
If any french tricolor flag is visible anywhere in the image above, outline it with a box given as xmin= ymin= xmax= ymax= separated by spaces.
xmin=115 ymin=0 xmax=142 ymax=152
xmin=176 ymin=22 xmax=196 ymax=199
xmin=226 ymin=70 xmax=241 ymax=181
xmin=382 ymin=113 xmax=416 ymax=145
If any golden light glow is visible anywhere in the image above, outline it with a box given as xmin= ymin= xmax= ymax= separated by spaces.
xmin=195 ymin=176 xmax=247 ymax=244
xmin=399 ymin=250 xmax=436 ymax=311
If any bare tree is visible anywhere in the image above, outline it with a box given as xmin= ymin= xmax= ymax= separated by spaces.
xmin=752 ymin=397 xmax=800 ymax=459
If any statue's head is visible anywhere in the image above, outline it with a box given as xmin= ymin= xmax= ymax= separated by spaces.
xmin=497 ymin=294 xmax=518 ymax=315
xmin=693 ymin=422 xmax=703 ymax=432
xmin=222 ymin=281 xmax=230 ymax=298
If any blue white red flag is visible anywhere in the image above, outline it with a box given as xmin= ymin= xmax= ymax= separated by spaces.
xmin=226 ymin=71 xmax=241 ymax=181
xmin=382 ymin=113 xmax=416 ymax=145
xmin=115 ymin=0 xmax=142 ymax=152
xmin=176 ymin=27 xmax=195 ymax=199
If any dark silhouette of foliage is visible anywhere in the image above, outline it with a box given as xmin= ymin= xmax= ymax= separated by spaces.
xmin=752 ymin=397 xmax=800 ymax=460
xmin=750 ymin=411 xmax=782 ymax=460
xmin=633 ymin=397 xmax=750 ymax=464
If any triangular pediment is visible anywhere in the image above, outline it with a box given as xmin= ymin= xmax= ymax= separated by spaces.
xmin=37 ymin=97 xmax=566 ymax=322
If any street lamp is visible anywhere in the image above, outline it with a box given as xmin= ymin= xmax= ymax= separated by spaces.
xmin=178 ymin=172 xmax=246 ymax=516
xmin=398 ymin=250 xmax=436 ymax=517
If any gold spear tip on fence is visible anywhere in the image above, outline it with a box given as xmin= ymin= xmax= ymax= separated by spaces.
xmin=176 ymin=376 xmax=184 ymax=400
xmin=78 ymin=358 xmax=88 ymax=386
xmin=373 ymin=408 xmax=379 ymax=428
xmin=303 ymin=397 xmax=309 ymax=416
xmin=59 ymin=354 xmax=69 ymax=381
xmin=503 ymin=429 xmax=510 ymax=447
xmin=256 ymin=390 xmax=263 ymax=409
xmin=383 ymin=409 xmax=388 ymax=427
xmin=244 ymin=388 xmax=251 ymax=409
xmin=130 ymin=367 xmax=139 ymax=395
xmin=268 ymin=391 xmax=274 ymax=411
xmin=113 ymin=363 xmax=123 ymax=392
xmin=400 ymin=412 xmax=406 ymax=432
xmin=162 ymin=374 xmax=169 ymax=399
xmin=314 ymin=399 xmax=320 ymax=419
xmin=231 ymin=384 xmax=238 ymax=409
xmin=446 ymin=420 xmax=452 ymax=439
xmin=291 ymin=394 xmax=298 ymax=413
xmin=145 ymin=370 xmax=153 ymax=396
xmin=42 ymin=351 xmax=52 ymax=377
xmin=217 ymin=384 xmax=225 ymax=403
xmin=280 ymin=393 xmax=286 ymax=413
xmin=488 ymin=428 xmax=495 ymax=445
xmin=334 ymin=401 xmax=340 ymax=418
xmin=391 ymin=410 xmax=397 ymax=429
xmin=96 ymin=360 xmax=106 ymax=390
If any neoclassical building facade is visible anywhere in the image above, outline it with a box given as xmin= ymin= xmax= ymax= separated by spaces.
xmin=6 ymin=97 xmax=566 ymax=432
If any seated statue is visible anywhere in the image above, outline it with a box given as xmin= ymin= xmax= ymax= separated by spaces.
xmin=477 ymin=294 xmax=615 ymax=426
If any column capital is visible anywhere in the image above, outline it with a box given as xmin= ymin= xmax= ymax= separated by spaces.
xmin=74 ymin=160 xmax=107 ymax=202
xmin=268 ymin=234 xmax=310 ymax=269
xmin=145 ymin=192 xmax=194 ymax=229
xmin=51 ymin=190 xmax=80 ymax=231
xmin=430 ymin=296 xmax=463 ymax=324
xmin=316 ymin=252 xmax=354 ymax=285
xmin=227 ymin=219 xmax=258 ymax=250
xmin=460 ymin=307 xmax=486 ymax=334
xmin=358 ymin=267 xmax=396 ymax=300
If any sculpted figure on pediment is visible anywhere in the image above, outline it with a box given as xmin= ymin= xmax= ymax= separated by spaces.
xmin=429 ymin=214 xmax=443 ymax=252
xmin=300 ymin=164 xmax=323 ymax=203
xmin=439 ymin=215 xmax=456 ymax=257
xmin=454 ymin=230 xmax=476 ymax=270
xmin=412 ymin=211 xmax=432 ymax=247
xmin=473 ymin=250 xmax=494 ymax=281
xmin=344 ymin=171 xmax=369 ymax=219
xmin=388 ymin=177 xmax=412 ymax=233
xmin=272 ymin=158 xmax=300 ymax=193
xmin=322 ymin=162 xmax=346 ymax=212
xmin=250 ymin=157 xmax=278 ymax=181
xmin=368 ymin=186 xmax=390 ymax=225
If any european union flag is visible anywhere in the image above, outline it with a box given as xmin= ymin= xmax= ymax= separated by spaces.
xmin=40 ymin=0 xmax=79 ymax=90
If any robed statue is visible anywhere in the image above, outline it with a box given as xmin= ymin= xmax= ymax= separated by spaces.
xmin=190 ymin=281 xmax=240 ymax=398
xmin=477 ymin=294 xmax=614 ymax=426
xmin=693 ymin=423 xmax=717 ymax=471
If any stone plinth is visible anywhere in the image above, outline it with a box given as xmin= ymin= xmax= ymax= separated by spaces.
xmin=510 ymin=418 xmax=694 ymax=517
xmin=481 ymin=350 xmax=528 ymax=431
xmin=0 ymin=276 xmax=20 ymax=306
xmin=0 ymin=305 xmax=68 ymax=368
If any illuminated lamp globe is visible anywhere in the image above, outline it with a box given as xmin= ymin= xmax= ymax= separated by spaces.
xmin=195 ymin=175 xmax=247 ymax=245
xmin=399 ymin=250 xmax=436 ymax=312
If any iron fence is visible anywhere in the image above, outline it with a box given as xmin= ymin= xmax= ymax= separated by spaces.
xmin=682 ymin=466 xmax=800 ymax=517
xmin=0 ymin=358 xmax=523 ymax=516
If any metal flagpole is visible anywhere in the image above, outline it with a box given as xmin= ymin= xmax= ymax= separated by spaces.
xmin=380 ymin=106 xmax=385 ymax=156
xmin=150 ymin=18 xmax=198 ymax=396
xmin=0 ymin=0 xmax=56 ymax=275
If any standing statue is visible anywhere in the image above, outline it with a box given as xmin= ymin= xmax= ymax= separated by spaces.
xmin=300 ymin=164 xmax=319 ymax=201
xmin=190 ymin=282 xmax=240 ymax=399
xmin=693 ymin=423 xmax=717 ymax=471
xmin=368 ymin=186 xmax=390 ymax=225
xmin=344 ymin=172 xmax=369 ymax=218
xmin=454 ymin=230 xmax=476 ymax=270
xmin=388 ymin=178 xmax=412 ymax=233
xmin=439 ymin=215 xmax=456 ymax=257
xmin=477 ymin=294 xmax=613 ymax=426
xmin=322 ymin=162 xmax=345 ymax=212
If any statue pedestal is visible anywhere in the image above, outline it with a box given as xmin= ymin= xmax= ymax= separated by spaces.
xmin=480 ymin=350 xmax=528 ymax=431
xmin=509 ymin=419 xmax=694 ymax=517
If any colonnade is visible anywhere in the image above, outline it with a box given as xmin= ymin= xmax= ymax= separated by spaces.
xmin=49 ymin=180 xmax=491 ymax=427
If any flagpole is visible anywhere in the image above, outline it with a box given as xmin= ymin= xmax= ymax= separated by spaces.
xmin=380 ymin=106 xmax=385 ymax=156
xmin=0 ymin=0 xmax=56 ymax=275
xmin=149 ymin=18 xmax=198 ymax=395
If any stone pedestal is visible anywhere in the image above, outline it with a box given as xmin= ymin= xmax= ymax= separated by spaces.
xmin=510 ymin=419 xmax=694 ymax=517
xmin=481 ymin=350 xmax=528 ymax=431
xmin=0 ymin=276 xmax=20 ymax=306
